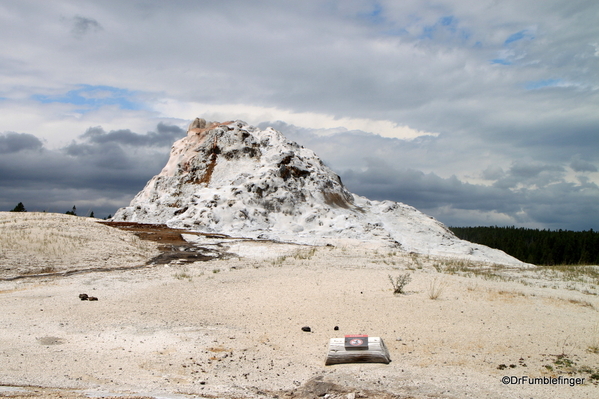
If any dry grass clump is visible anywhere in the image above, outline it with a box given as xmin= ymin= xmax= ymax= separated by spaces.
xmin=293 ymin=247 xmax=317 ymax=260
xmin=428 ymin=277 xmax=447 ymax=300
xmin=174 ymin=267 xmax=193 ymax=281
xmin=433 ymin=258 xmax=511 ymax=282
xmin=538 ymin=264 xmax=599 ymax=285
xmin=427 ymin=252 xmax=599 ymax=295
xmin=407 ymin=252 xmax=424 ymax=270
xmin=567 ymin=298 xmax=595 ymax=309
xmin=269 ymin=247 xmax=318 ymax=266
xmin=589 ymin=323 xmax=599 ymax=354
xmin=270 ymin=255 xmax=287 ymax=266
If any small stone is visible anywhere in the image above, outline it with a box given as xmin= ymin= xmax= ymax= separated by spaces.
xmin=301 ymin=326 xmax=311 ymax=332
xmin=334 ymin=326 xmax=339 ymax=331
xmin=79 ymin=294 xmax=89 ymax=301
xmin=88 ymin=296 xmax=98 ymax=301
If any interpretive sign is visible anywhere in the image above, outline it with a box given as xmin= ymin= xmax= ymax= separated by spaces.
xmin=325 ymin=336 xmax=391 ymax=365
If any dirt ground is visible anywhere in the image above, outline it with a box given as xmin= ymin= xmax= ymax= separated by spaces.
xmin=1 ymin=213 xmax=598 ymax=398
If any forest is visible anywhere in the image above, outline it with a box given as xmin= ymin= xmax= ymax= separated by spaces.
xmin=449 ymin=226 xmax=599 ymax=265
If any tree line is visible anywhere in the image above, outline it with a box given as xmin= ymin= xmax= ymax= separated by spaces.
xmin=449 ymin=226 xmax=599 ymax=265
xmin=8 ymin=202 xmax=111 ymax=219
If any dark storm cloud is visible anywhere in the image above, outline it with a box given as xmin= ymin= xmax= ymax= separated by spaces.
xmin=63 ymin=141 xmax=133 ymax=170
xmin=339 ymin=158 xmax=599 ymax=231
xmin=80 ymin=122 xmax=184 ymax=147
xmin=0 ymin=132 xmax=43 ymax=154
xmin=505 ymin=118 xmax=599 ymax=163
xmin=0 ymin=123 xmax=182 ymax=217
xmin=340 ymin=159 xmax=521 ymax=215
xmin=481 ymin=166 xmax=505 ymax=181
xmin=521 ymin=179 xmax=599 ymax=229
xmin=570 ymin=155 xmax=598 ymax=173
xmin=492 ymin=162 xmax=566 ymax=189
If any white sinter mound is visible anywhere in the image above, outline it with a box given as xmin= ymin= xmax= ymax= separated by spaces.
xmin=113 ymin=119 xmax=521 ymax=265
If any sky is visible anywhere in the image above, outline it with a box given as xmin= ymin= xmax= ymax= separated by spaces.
xmin=1 ymin=0 xmax=598 ymax=230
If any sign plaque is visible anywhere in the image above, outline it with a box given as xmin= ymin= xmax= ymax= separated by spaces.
xmin=344 ymin=335 xmax=369 ymax=349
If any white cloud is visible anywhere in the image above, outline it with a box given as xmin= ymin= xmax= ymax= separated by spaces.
xmin=153 ymin=99 xmax=438 ymax=140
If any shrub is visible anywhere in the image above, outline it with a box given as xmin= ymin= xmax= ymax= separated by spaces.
xmin=389 ymin=273 xmax=412 ymax=294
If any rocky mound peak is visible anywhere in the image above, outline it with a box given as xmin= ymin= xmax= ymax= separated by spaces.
xmin=112 ymin=119 xmax=523 ymax=264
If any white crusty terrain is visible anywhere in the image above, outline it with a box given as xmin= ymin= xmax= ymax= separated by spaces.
xmin=1 ymin=221 xmax=598 ymax=399
xmin=113 ymin=119 xmax=521 ymax=265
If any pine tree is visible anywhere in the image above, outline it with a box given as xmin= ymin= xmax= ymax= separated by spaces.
xmin=66 ymin=205 xmax=77 ymax=216
xmin=89 ymin=211 xmax=95 ymax=218
xmin=10 ymin=202 xmax=26 ymax=212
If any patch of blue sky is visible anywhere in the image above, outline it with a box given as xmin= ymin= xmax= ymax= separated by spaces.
xmin=358 ymin=4 xmax=411 ymax=38
xmin=420 ymin=24 xmax=436 ymax=40
xmin=32 ymin=85 xmax=143 ymax=111
xmin=460 ymin=29 xmax=472 ymax=42
xmin=359 ymin=2 xmax=384 ymax=25
xmin=439 ymin=16 xmax=456 ymax=31
xmin=525 ymin=79 xmax=564 ymax=90
xmin=489 ymin=30 xmax=535 ymax=65
xmin=491 ymin=59 xmax=512 ymax=65
xmin=505 ymin=29 xmax=534 ymax=45
xmin=359 ymin=8 xmax=469 ymax=44
xmin=418 ymin=15 xmax=470 ymax=42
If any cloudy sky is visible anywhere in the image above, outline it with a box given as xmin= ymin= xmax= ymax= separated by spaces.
xmin=1 ymin=0 xmax=598 ymax=230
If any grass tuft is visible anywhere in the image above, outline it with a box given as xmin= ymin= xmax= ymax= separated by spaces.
xmin=293 ymin=247 xmax=317 ymax=260
xmin=428 ymin=277 xmax=447 ymax=300
xmin=174 ymin=269 xmax=193 ymax=281
xmin=588 ymin=324 xmax=599 ymax=354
